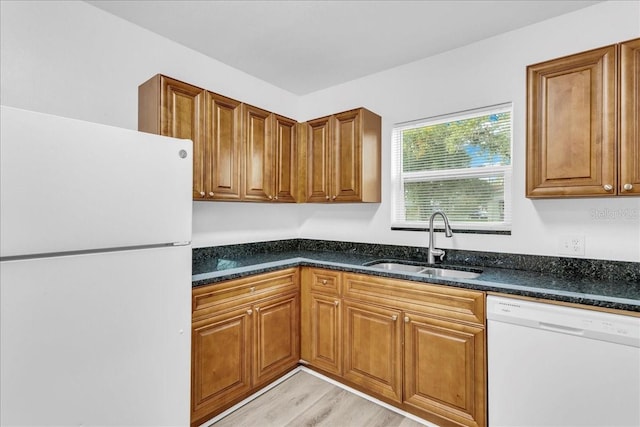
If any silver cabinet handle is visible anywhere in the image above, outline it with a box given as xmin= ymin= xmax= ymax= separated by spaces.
xmin=247 ymin=309 xmax=252 ymax=316
xmin=623 ymin=183 xmax=633 ymax=191
xmin=391 ymin=315 xmax=398 ymax=321
xmin=208 ymin=192 xmax=214 ymax=197
xmin=404 ymin=316 xmax=410 ymax=323
xmin=603 ymin=184 xmax=613 ymax=191
xmin=199 ymin=191 xmax=205 ymax=197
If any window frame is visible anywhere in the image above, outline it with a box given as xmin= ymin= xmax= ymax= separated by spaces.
xmin=391 ymin=103 xmax=513 ymax=233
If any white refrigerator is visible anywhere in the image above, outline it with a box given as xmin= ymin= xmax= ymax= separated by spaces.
xmin=1 ymin=106 xmax=193 ymax=426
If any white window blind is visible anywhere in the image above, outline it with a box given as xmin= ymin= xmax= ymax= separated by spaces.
xmin=391 ymin=103 xmax=513 ymax=232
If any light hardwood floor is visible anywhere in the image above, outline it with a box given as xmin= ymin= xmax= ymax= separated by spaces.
xmin=210 ymin=370 xmax=428 ymax=427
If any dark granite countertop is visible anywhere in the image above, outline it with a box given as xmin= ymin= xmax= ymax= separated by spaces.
xmin=192 ymin=240 xmax=640 ymax=313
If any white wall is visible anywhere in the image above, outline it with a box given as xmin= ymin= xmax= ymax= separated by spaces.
xmin=2 ymin=1 xmax=639 ymax=261
xmin=297 ymin=0 xmax=640 ymax=262
xmin=0 ymin=0 xmax=303 ymax=247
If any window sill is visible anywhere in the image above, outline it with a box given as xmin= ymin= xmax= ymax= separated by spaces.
xmin=391 ymin=226 xmax=511 ymax=235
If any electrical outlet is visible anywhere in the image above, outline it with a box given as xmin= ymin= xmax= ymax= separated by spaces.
xmin=558 ymin=234 xmax=585 ymax=256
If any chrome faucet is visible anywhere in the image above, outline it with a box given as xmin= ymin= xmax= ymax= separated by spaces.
xmin=427 ymin=211 xmax=453 ymax=264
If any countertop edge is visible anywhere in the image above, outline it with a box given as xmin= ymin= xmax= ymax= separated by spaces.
xmin=191 ymin=257 xmax=640 ymax=313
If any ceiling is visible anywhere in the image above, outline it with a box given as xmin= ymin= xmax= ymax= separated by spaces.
xmin=87 ymin=0 xmax=602 ymax=95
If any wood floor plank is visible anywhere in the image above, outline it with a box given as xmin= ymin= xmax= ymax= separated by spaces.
xmin=212 ymin=372 xmax=335 ymax=427
xmin=210 ymin=371 xmax=428 ymax=427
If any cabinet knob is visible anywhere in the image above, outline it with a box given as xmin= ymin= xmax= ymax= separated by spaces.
xmin=603 ymin=184 xmax=613 ymax=191
xmin=268 ymin=195 xmax=273 ymax=200
xmin=404 ymin=316 xmax=410 ymax=323
xmin=250 ymin=287 xmax=255 ymax=293
xmin=623 ymin=183 xmax=633 ymax=191
xmin=274 ymin=196 xmax=278 ymax=200
xmin=199 ymin=191 xmax=205 ymax=197
xmin=321 ymin=279 xmax=327 ymax=285
xmin=391 ymin=315 xmax=398 ymax=321
xmin=334 ymin=300 xmax=339 ymax=306
xmin=208 ymin=192 xmax=215 ymax=197
xmin=255 ymin=307 xmax=260 ymax=313
xmin=247 ymin=309 xmax=253 ymax=316
xmin=325 ymin=195 xmax=330 ymax=200
xmin=332 ymin=195 xmax=337 ymax=200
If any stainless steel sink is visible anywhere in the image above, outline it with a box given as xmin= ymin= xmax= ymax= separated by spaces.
xmin=364 ymin=260 xmax=482 ymax=280
xmin=364 ymin=262 xmax=427 ymax=273
xmin=419 ymin=267 xmax=481 ymax=279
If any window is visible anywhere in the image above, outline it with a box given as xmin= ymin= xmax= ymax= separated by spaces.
xmin=391 ymin=103 xmax=512 ymax=232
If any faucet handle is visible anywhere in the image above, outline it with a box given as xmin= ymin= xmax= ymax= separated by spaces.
xmin=430 ymin=248 xmax=446 ymax=262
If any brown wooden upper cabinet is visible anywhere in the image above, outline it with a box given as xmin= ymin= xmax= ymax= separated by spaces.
xmin=242 ymin=104 xmax=298 ymax=202
xmin=139 ymin=74 xmax=380 ymax=203
xmin=526 ymin=38 xmax=640 ymax=197
xmin=301 ymin=108 xmax=381 ymax=203
xmin=139 ymin=75 xmax=242 ymax=200
xmin=138 ymin=75 xmax=206 ymax=200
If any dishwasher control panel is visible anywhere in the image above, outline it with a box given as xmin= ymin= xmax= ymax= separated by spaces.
xmin=487 ymin=295 xmax=640 ymax=347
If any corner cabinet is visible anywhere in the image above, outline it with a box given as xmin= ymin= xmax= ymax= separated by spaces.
xmin=190 ymin=269 xmax=300 ymax=427
xmin=242 ymin=104 xmax=298 ymax=202
xmin=300 ymin=108 xmax=381 ymax=203
xmin=526 ymin=38 xmax=640 ymax=197
xmin=300 ymin=267 xmax=487 ymax=427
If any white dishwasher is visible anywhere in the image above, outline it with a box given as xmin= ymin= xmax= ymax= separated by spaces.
xmin=487 ymin=295 xmax=640 ymax=427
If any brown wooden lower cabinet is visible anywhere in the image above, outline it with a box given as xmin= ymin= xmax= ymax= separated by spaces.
xmin=342 ymin=298 xmax=403 ymax=403
xmin=193 ymin=267 xmax=486 ymax=427
xmin=302 ymin=292 xmax=342 ymax=375
xmin=301 ymin=267 xmax=487 ymax=427
xmin=191 ymin=270 xmax=300 ymax=427
xmin=404 ymin=311 xmax=486 ymax=427
xmin=191 ymin=306 xmax=252 ymax=423
xmin=252 ymin=292 xmax=300 ymax=387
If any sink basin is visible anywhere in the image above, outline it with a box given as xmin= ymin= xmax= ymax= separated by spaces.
xmin=364 ymin=262 xmax=427 ymax=273
xmin=419 ymin=267 xmax=481 ymax=280
xmin=364 ymin=260 xmax=482 ymax=280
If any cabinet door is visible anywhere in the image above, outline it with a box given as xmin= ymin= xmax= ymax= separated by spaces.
xmin=253 ymin=293 xmax=300 ymax=387
xmin=273 ymin=115 xmax=298 ymax=202
xmin=526 ymin=45 xmax=617 ymax=197
xmin=204 ymin=92 xmax=242 ymax=200
xmin=139 ymin=75 xmax=206 ymax=200
xmin=305 ymin=292 xmax=342 ymax=375
xmin=243 ymin=104 xmax=273 ymax=201
xmin=342 ymin=299 xmax=402 ymax=403
xmin=619 ymin=38 xmax=640 ymax=196
xmin=404 ymin=312 xmax=486 ymax=427
xmin=333 ymin=109 xmax=362 ymax=202
xmin=306 ymin=116 xmax=333 ymax=202
xmin=191 ymin=306 xmax=252 ymax=425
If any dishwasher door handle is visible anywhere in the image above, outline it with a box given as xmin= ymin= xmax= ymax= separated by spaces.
xmin=539 ymin=321 xmax=584 ymax=336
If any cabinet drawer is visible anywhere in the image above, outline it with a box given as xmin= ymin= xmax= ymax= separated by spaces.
xmin=302 ymin=268 xmax=341 ymax=296
xmin=193 ymin=268 xmax=298 ymax=317
xmin=343 ymin=273 xmax=485 ymax=325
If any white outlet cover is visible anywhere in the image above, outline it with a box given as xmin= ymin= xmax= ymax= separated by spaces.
xmin=558 ymin=234 xmax=585 ymax=256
